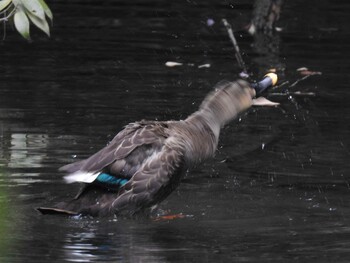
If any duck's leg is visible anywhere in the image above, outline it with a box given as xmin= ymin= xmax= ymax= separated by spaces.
xmin=73 ymin=184 xmax=94 ymax=199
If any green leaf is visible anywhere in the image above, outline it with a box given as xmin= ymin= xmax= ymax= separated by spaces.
xmin=37 ymin=0 xmax=52 ymax=21
xmin=26 ymin=10 xmax=50 ymax=37
xmin=12 ymin=0 xmax=21 ymax=7
xmin=0 ymin=0 xmax=12 ymax=12
xmin=14 ymin=8 xmax=30 ymax=40
xmin=21 ymin=0 xmax=45 ymax=20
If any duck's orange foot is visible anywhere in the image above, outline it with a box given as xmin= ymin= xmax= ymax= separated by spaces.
xmin=152 ymin=213 xmax=192 ymax=222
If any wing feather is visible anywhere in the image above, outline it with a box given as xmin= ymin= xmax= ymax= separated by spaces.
xmin=60 ymin=121 xmax=168 ymax=175
xmin=109 ymin=142 xmax=185 ymax=215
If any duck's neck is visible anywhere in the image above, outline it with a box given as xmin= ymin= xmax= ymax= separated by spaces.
xmin=197 ymin=80 xmax=255 ymax=127
xmin=180 ymin=112 xmax=219 ymax=165
xmin=182 ymin=80 xmax=254 ymax=164
xmin=185 ymin=110 xmax=221 ymax=144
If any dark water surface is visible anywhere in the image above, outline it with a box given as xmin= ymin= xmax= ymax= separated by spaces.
xmin=1 ymin=0 xmax=350 ymax=262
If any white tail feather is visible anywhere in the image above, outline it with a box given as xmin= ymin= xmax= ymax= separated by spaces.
xmin=64 ymin=171 xmax=100 ymax=184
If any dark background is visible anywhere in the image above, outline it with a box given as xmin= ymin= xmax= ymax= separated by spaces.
xmin=0 ymin=0 xmax=350 ymax=262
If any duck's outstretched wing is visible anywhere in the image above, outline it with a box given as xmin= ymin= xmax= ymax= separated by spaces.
xmin=60 ymin=121 xmax=168 ymax=179
xmin=109 ymin=140 xmax=185 ymax=215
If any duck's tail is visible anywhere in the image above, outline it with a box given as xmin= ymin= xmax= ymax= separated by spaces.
xmin=37 ymin=206 xmax=79 ymax=216
xmin=36 ymin=185 xmax=119 ymax=217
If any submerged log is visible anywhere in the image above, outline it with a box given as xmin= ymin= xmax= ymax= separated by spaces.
xmin=250 ymin=0 xmax=283 ymax=34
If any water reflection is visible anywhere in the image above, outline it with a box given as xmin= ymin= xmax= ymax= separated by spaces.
xmin=61 ymin=220 xmax=171 ymax=263
xmin=64 ymin=231 xmax=99 ymax=262
xmin=9 ymin=133 xmax=49 ymax=169
xmin=1 ymin=131 xmax=51 ymax=186
xmin=0 ymin=173 xmax=10 ymax=259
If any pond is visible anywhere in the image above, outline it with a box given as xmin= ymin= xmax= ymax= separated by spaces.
xmin=1 ymin=0 xmax=350 ymax=262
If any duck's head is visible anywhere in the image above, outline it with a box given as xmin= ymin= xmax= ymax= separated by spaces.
xmin=197 ymin=73 xmax=278 ymax=127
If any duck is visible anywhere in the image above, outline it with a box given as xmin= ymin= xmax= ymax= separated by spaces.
xmin=37 ymin=73 xmax=278 ymax=217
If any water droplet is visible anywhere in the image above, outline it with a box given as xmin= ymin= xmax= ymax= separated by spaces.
xmin=206 ymin=18 xmax=215 ymax=27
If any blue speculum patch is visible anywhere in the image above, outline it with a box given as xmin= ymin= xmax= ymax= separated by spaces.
xmin=96 ymin=173 xmax=128 ymax=186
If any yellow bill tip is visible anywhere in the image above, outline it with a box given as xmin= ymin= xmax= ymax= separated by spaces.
xmin=264 ymin=73 xmax=278 ymax=86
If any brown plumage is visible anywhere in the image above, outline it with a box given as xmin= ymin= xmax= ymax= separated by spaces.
xmin=37 ymin=80 xmax=255 ymax=217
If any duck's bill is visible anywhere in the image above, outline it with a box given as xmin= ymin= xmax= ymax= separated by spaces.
xmin=251 ymin=73 xmax=278 ymax=95
xmin=252 ymin=96 xmax=280 ymax=106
